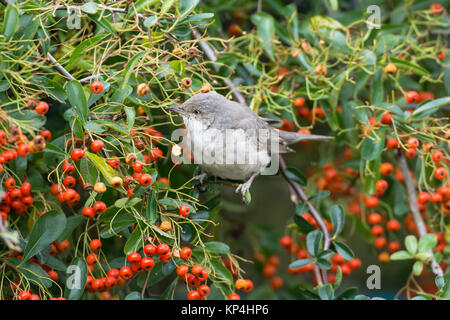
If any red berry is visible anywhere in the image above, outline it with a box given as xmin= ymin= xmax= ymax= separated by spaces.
xmin=89 ymin=239 xmax=102 ymax=251
xmin=139 ymin=173 xmax=152 ymax=187
xmin=407 ymin=137 xmax=419 ymax=149
xmin=386 ymin=220 xmax=401 ymax=232
xmin=90 ymin=140 xmax=104 ymax=152
xmin=435 ymin=167 xmax=447 ymax=180
xmin=179 ymin=205 xmax=190 ymax=217
xmin=93 ymin=201 xmax=106 ymax=215
xmin=187 ymin=290 xmax=200 ymax=300
xmin=156 ymin=243 xmax=170 ymax=255
xmin=82 ymin=207 xmax=95 ymax=218
xmin=405 ymin=91 xmax=419 ymax=103
xmin=180 ymin=247 xmax=192 ymax=260
xmin=71 ymin=148 xmax=85 ymax=161
xmin=90 ymin=81 xmax=104 ymax=94
xmin=432 ymin=151 xmax=444 ymax=162
xmin=140 ymin=257 xmax=155 ymax=271
xmin=119 ymin=266 xmax=133 ymax=280
xmin=375 ymin=180 xmax=388 ymax=193
xmin=365 ymin=196 xmax=379 ymax=208
xmin=35 ymin=101 xmax=49 ymax=114
xmin=127 ymin=252 xmax=141 ymax=264
xmin=177 ymin=265 xmax=189 ymax=277
xmin=143 ymin=244 xmax=156 ymax=256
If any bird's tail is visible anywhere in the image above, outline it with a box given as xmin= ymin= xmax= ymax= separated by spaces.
xmin=278 ymin=130 xmax=334 ymax=145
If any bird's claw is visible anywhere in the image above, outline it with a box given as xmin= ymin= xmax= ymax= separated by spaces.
xmin=193 ymin=172 xmax=208 ymax=185
xmin=235 ymin=182 xmax=251 ymax=204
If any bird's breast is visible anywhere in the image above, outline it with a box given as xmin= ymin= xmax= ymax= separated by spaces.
xmin=182 ymin=118 xmax=271 ymax=180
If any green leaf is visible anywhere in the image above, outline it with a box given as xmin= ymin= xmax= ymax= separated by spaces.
xmin=121 ymin=51 xmax=146 ymax=89
xmin=330 ymin=205 xmax=345 ymax=237
xmin=22 ymin=211 xmax=67 ymax=262
xmin=82 ymin=2 xmax=99 ymax=14
xmin=125 ymin=291 xmax=142 ymax=300
xmin=58 ymin=215 xmax=84 ymax=242
xmin=306 ymin=230 xmax=323 ymax=257
xmin=333 ymin=241 xmax=354 ymax=260
xmin=371 ymin=69 xmax=384 ymax=105
xmin=411 ymin=97 xmax=450 ymax=121
xmin=412 ymin=261 xmax=423 ymax=276
xmin=308 ymin=191 xmax=330 ymax=202
xmin=289 ymin=259 xmax=314 ymax=269
xmin=405 ymin=235 xmax=418 ymax=255
xmin=160 ymin=0 xmax=175 ymax=14
xmin=124 ymin=107 xmax=136 ymax=130
xmin=316 ymin=258 xmax=332 ymax=270
xmin=145 ymin=191 xmax=158 ymax=223
xmin=361 ymin=134 xmax=385 ymax=161
xmin=210 ymin=257 xmax=233 ymax=285
xmin=318 ymin=284 xmax=334 ymax=300
xmin=161 ymin=277 xmax=178 ymax=300
xmin=390 ymin=250 xmax=413 ymax=260
xmin=124 ymin=226 xmax=143 ymax=255
xmin=66 ymin=80 xmax=88 ymax=125
xmin=144 ymin=16 xmax=158 ymax=28
xmin=204 ymin=241 xmax=230 ymax=255
xmin=179 ymin=0 xmax=200 ymax=16
xmin=293 ymin=214 xmax=316 ymax=234
xmin=390 ymin=57 xmax=429 ymax=76
xmin=65 ymin=258 xmax=88 ymax=300
xmin=149 ymin=260 xmax=176 ymax=286
xmin=251 ymin=12 xmax=276 ymax=61
xmin=2 ymin=5 xmax=19 ymax=41
xmin=325 ymin=0 xmax=339 ymax=11
xmin=87 ymin=12 xmax=116 ymax=34
xmin=85 ymin=151 xmax=116 ymax=182
xmin=10 ymin=259 xmax=52 ymax=288
xmin=418 ymin=233 xmax=437 ymax=253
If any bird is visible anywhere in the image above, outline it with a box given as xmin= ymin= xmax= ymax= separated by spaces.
xmin=167 ymin=91 xmax=332 ymax=203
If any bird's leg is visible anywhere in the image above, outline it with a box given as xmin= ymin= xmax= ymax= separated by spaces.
xmin=235 ymin=173 xmax=259 ymax=204
xmin=193 ymin=172 xmax=208 ymax=185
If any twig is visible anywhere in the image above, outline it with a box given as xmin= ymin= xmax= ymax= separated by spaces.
xmin=45 ymin=53 xmax=76 ymax=81
xmin=396 ymin=152 xmax=444 ymax=278
xmin=192 ymin=29 xmax=247 ymax=105
xmin=279 ymin=156 xmax=331 ymax=284
xmin=141 ymin=270 xmax=151 ymax=299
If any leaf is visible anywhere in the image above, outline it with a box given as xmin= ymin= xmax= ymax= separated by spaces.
xmin=316 ymin=258 xmax=332 ymax=270
xmin=336 ymin=287 xmax=358 ymax=300
xmin=121 ymin=51 xmax=146 ymax=89
xmin=418 ymin=233 xmax=437 ymax=253
xmin=160 ymin=277 xmax=178 ymax=300
xmin=58 ymin=215 xmax=84 ymax=241
xmin=330 ymin=205 xmax=345 ymax=237
xmin=306 ymin=230 xmax=323 ymax=257
xmin=318 ymin=284 xmax=334 ymax=300
xmin=148 ymin=260 xmax=176 ymax=286
xmin=66 ymin=80 xmax=88 ymax=125
xmin=10 ymin=259 xmax=52 ymax=288
xmin=361 ymin=131 xmax=385 ymax=161
xmin=124 ymin=107 xmax=136 ymax=130
xmin=85 ymin=151 xmax=116 ymax=182
xmin=251 ymin=12 xmax=276 ymax=61
xmin=413 ymin=261 xmax=423 ymax=276
xmin=293 ymin=214 xmax=315 ymax=234
xmin=333 ymin=241 xmax=354 ymax=260
xmin=144 ymin=191 xmax=158 ymax=223
xmin=87 ymin=13 xmax=116 ymax=34
xmin=124 ymin=227 xmax=143 ymax=255
xmin=390 ymin=250 xmax=413 ymax=260
xmin=371 ymin=69 xmax=384 ymax=105
xmin=160 ymin=0 xmax=175 ymax=14
xmin=210 ymin=257 xmax=233 ymax=285
xmin=308 ymin=191 xmax=330 ymax=202
xmin=289 ymin=259 xmax=314 ymax=269
xmin=325 ymin=0 xmax=339 ymax=11
xmin=65 ymin=258 xmax=87 ymax=300
xmin=204 ymin=241 xmax=230 ymax=255
xmin=284 ymin=167 xmax=306 ymax=186
xmin=390 ymin=57 xmax=429 ymax=76
xmin=143 ymin=16 xmax=158 ymax=28
xmin=125 ymin=291 xmax=142 ymax=300
xmin=82 ymin=2 xmax=99 ymax=14
xmin=22 ymin=211 xmax=67 ymax=262
xmin=405 ymin=235 xmax=418 ymax=255
xmin=2 ymin=5 xmax=19 ymax=41
xmin=411 ymin=97 xmax=450 ymax=121
xmin=179 ymin=0 xmax=200 ymax=16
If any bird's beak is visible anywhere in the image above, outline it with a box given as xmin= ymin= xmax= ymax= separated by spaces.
xmin=166 ymin=105 xmax=184 ymax=113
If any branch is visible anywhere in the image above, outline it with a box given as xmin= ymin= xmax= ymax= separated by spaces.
xmin=45 ymin=52 xmax=76 ymax=81
xmin=396 ymin=152 xmax=444 ymax=277
xmin=192 ymin=29 xmax=247 ymax=105
xmin=279 ymin=156 xmax=331 ymax=284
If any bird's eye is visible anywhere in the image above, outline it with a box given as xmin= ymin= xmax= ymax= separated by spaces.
xmin=194 ymin=109 xmax=200 ymax=114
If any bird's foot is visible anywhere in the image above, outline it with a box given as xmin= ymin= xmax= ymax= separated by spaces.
xmin=235 ymin=180 xmax=252 ymax=205
xmin=193 ymin=172 xmax=208 ymax=185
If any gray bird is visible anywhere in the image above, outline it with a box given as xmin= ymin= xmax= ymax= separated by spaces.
xmin=167 ymin=91 xmax=332 ymax=203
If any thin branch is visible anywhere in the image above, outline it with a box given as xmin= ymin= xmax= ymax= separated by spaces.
xmin=279 ymin=156 xmax=331 ymax=284
xmin=396 ymin=152 xmax=444 ymax=278
xmin=192 ymin=29 xmax=247 ymax=105
xmin=45 ymin=53 xmax=76 ymax=81
xmin=141 ymin=270 xmax=151 ymax=299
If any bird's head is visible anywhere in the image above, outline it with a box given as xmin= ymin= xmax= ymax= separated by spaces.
xmin=167 ymin=91 xmax=225 ymax=125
